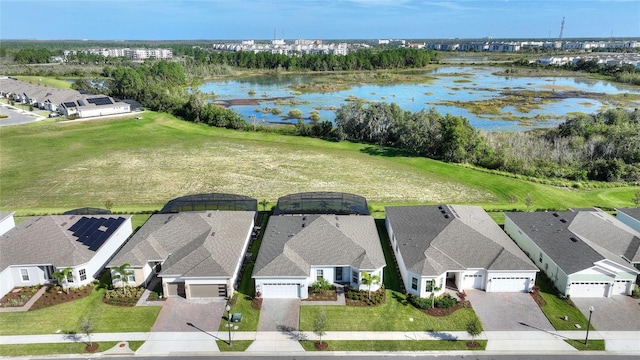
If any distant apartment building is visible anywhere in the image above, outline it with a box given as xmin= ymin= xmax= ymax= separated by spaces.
xmin=212 ymin=39 xmax=350 ymax=56
xmin=63 ymin=48 xmax=173 ymax=61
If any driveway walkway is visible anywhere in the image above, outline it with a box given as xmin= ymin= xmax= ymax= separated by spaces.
xmin=257 ymin=298 xmax=300 ymax=331
xmin=151 ymin=297 xmax=226 ymax=332
xmin=572 ymin=296 xmax=640 ymax=331
xmin=466 ymin=290 xmax=554 ymax=331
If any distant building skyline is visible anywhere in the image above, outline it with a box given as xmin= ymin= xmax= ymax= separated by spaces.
xmin=1 ymin=1 xmax=639 ymax=41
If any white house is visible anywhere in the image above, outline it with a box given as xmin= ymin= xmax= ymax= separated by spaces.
xmin=0 ymin=213 xmax=132 ymax=299
xmin=252 ymin=214 xmax=386 ymax=299
xmin=385 ymin=205 xmax=538 ymax=298
xmin=504 ymin=209 xmax=640 ymax=298
xmin=108 ymin=211 xmax=255 ymax=299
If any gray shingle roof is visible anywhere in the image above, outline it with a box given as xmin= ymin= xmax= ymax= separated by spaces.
xmin=109 ymin=211 xmax=255 ymax=278
xmin=0 ymin=215 xmax=131 ymax=270
xmin=252 ymin=215 xmax=386 ymax=277
xmin=386 ymin=205 xmax=537 ymax=277
xmin=505 ymin=210 xmax=640 ymax=274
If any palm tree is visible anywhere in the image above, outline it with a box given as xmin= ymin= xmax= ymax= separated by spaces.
xmin=51 ymin=267 xmax=73 ymax=294
xmin=112 ymin=263 xmax=133 ymax=295
xmin=361 ymin=271 xmax=381 ymax=299
xmin=260 ymin=199 xmax=269 ymax=211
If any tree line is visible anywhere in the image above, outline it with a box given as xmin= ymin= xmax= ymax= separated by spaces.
xmin=328 ymin=102 xmax=639 ymax=183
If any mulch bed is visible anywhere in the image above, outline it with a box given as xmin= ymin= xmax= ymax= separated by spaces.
xmin=424 ymin=301 xmax=472 ymax=316
xmin=345 ymin=290 xmax=386 ymax=306
xmin=314 ymin=341 xmax=328 ymax=350
xmin=303 ymin=289 xmax=338 ymax=302
xmin=466 ymin=341 xmax=481 ymax=348
xmin=251 ymin=297 xmax=263 ymax=310
xmin=30 ymin=285 xmax=93 ymax=311
xmin=0 ymin=286 xmax=41 ymax=308
xmin=86 ymin=343 xmax=100 ymax=353
xmin=530 ymin=290 xmax=547 ymax=307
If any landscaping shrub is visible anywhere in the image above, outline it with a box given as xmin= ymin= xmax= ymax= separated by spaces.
xmin=434 ymin=293 xmax=457 ymax=309
xmin=631 ymin=284 xmax=639 ymax=298
xmin=407 ymin=294 xmax=432 ymax=310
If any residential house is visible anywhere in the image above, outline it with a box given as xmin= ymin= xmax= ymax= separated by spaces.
xmin=386 ymin=205 xmax=538 ymax=298
xmin=0 ymin=213 xmax=132 ymax=299
xmin=616 ymin=208 xmax=640 ymax=233
xmin=252 ymin=213 xmax=386 ymax=298
xmin=108 ymin=211 xmax=255 ymax=299
xmin=504 ymin=209 xmax=640 ymax=297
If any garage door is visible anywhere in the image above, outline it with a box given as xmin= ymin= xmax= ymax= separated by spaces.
xmin=612 ymin=280 xmax=631 ymax=295
xmin=569 ymin=282 xmax=609 ymax=297
xmin=261 ymin=283 xmax=300 ymax=298
xmin=166 ymin=282 xmax=186 ymax=298
xmin=489 ymin=277 xmax=530 ymax=292
xmin=189 ymin=284 xmax=227 ymax=298
xmin=462 ymin=274 xmax=484 ymax=290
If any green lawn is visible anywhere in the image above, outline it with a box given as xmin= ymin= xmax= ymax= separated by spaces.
xmin=376 ymin=219 xmax=403 ymax=292
xmin=300 ymin=340 xmax=486 ymax=351
xmin=0 ymin=287 xmax=161 ymax=335
xmin=1 ymin=112 xmax=637 ymax=215
xmin=13 ymin=76 xmax=73 ymax=89
xmin=215 ymin=340 xmax=253 ymax=352
xmin=535 ymin=274 xmax=593 ymax=331
xmin=0 ymin=341 xmax=120 ymax=356
xmin=300 ymin=290 xmax=480 ymax=331
xmin=565 ymin=339 xmax=605 ymax=351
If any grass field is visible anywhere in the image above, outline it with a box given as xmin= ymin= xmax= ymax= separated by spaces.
xmin=1 ymin=112 xmax=638 ymax=215
xmin=299 ymin=340 xmax=487 ymax=351
xmin=13 ymin=76 xmax=73 ymax=89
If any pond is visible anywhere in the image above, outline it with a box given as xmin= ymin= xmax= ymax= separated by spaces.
xmin=199 ymin=66 xmax=640 ymax=132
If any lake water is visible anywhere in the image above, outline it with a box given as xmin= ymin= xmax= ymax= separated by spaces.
xmin=200 ymin=66 xmax=640 ymax=132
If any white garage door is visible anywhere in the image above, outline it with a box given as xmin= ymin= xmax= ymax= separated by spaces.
xmin=612 ymin=280 xmax=631 ymax=295
xmin=489 ymin=277 xmax=530 ymax=292
xmin=463 ymin=274 xmax=484 ymax=290
xmin=261 ymin=283 xmax=300 ymax=298
xmin=569 ymin=282 xmax=610 ymax=297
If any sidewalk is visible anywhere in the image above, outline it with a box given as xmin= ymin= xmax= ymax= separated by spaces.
xmin=1 ymin=330 xmax=639 ymax=355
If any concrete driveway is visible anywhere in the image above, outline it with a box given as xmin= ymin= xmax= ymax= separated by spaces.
xmin=0 ymin=105 xmax=45 ymax=126
xmin=258 ymin=298 xmax=300 ymax=331
xmin=572 ymin=296 xmax=640 ymax=331
xmin=466 ymin=290 xmax=554 ymax=331
xmin=151 ymin=297 xmax=227 ymax=332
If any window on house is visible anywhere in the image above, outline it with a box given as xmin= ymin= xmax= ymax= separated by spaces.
xmin=127 ymin=273 xmax=135 ymax=282
xmin=425 ymin=280 xmax=434 ymax=292
xmin=539 ymin=252 xmax=543 ymax=263
xmin=352 ymin=270 xmax=359 ymax=284
xmin=317 ymin=269 xmax=324 ymax=280
xmin=411 ymin=277 xmax=418 ymax=290
xmin=335 ymin=267 xmax=343 ymax=281
xmin=20 ymin=269 xmax=29 ymax=282
xmin=79 ymin=269 xmax=86 ymax=281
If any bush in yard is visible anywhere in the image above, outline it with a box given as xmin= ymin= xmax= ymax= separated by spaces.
xmin=310 ymin=278 xmax=332 ymax=294
xmin=434 ymin=293 xmax=457 ymax=309
xmin=632 ymin=284 xmax=640 ymax=298
xmin=407 ymin=294 xmax=432 ymax=310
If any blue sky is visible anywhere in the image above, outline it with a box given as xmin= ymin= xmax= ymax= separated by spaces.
xmin=1 ymin=0 xmax=638 ymax=40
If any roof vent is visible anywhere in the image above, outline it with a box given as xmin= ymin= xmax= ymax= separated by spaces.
xmin=301 ymin=223 xmax=305 ymax=228
xmin=336 ymin=223 xmax=340 ymax=228
xmin=570 ymin=237 xmax=578 ymax=242
xmin=560 ymin=219 xmax=567 ymax=223
xmin=335 ymin=216 xmax=339 ymax=221
xmin=303 ymin=216 xmax=307 ymax=221
xmin=70 ymin=216 xmax=75 ymax=220
xmin=211 ymin=231 xmax=216 ymax=237
xmin=444 ymin=214 xmax=450 ymax=219
xmin=61 ymin=222 xmax=67 ymax=226
xmin=207 ymin=213 xmax=212 ymax=217
xmin=438 ymin=206 xmax=443 ymax=210
xmin=553 ymin=213 xmax=559 ymax=217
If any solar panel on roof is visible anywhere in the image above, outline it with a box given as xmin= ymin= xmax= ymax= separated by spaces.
xmin=86 ymin=97 xmax=113 ymax=106
xmin=63 ymin=102 xmax=76 ymax=107
xmin=67 ymin=216 xmax=125 ymax=251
